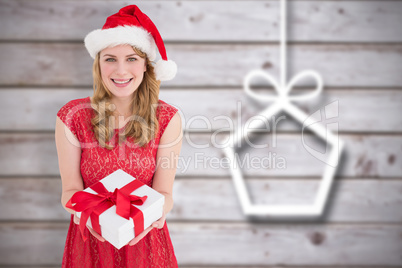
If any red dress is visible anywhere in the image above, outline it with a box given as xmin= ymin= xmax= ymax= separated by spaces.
xmin=57 ymin=96 xmax=179 ymax=268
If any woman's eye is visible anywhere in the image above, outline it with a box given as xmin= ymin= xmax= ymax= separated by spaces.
xmin=105 ymin=58 xmax=116 ymax=62
xmin=128 ymin=58 xmax=137 ymax=62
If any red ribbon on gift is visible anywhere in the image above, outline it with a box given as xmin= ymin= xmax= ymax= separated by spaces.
xmin=66 ymin=179 xmax=148 ymax=241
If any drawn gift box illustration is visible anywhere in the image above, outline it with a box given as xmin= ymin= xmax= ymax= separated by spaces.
xmin=222 ymin=0 xmax=344 ymax=218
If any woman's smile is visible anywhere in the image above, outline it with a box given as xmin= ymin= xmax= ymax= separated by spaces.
xmin=111 ymin=78 xmax=134 ymax=87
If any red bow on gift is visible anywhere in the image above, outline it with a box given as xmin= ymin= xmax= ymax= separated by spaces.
xmin=66 ymin=179 xmax=148 ymax=241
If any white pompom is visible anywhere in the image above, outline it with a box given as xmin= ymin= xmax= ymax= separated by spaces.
xmin=154 ymin=59 xmax=177 ymax=81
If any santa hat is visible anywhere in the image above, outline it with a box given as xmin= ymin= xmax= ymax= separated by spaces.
xmin=84 ymin=5 xmax=177 ymax=81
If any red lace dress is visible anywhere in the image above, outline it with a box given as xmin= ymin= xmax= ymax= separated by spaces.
xmin=57 ymin=96 xmax=179 ymax=268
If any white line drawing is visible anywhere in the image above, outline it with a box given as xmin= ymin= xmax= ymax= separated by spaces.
xmin=223 ymin=0 xmax=344 ymax=218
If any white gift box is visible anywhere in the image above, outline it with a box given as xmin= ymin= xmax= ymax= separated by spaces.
xmin=76 ymin=169 xmax=165 ymax=249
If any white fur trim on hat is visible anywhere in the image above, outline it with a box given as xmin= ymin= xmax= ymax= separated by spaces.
xmin=84 ymin=26 xmax=157 ymax=60
xmin=155 ymin=59 xmax=177 ymax=81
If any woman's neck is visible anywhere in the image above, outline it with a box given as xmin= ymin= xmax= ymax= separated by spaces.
xmin=111 ymin=96 xmax=133 ymax=117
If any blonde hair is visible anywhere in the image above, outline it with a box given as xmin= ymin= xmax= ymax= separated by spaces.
xmin=90 ymin=46 xmax=160 ymax=150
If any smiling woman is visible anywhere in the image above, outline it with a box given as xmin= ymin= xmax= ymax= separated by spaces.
xmin=54 ymin=5 xmax=182 ymax=268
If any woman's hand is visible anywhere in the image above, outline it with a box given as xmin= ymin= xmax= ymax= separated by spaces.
xmin=128 ymin=211 xmax=166 ymax=246
xmin=73 ymin=212 xmax=105 ymax=242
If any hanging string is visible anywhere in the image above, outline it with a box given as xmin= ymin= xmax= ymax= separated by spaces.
xmin=280 ymin=0 xmax=287 ymax=90
xmin=243 ymin=0 xmax=323 ymax=103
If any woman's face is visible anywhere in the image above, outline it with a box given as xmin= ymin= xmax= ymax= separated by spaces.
xmin=99 ymin=45 xmax=147 ymax=99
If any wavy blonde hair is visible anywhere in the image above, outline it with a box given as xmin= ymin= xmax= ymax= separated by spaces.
xmin=90 ymin=46 xmax=160 ymax=150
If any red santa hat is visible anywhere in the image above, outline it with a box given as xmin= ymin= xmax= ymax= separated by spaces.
xmin=84 ymin=5 xmax=177 ymax=81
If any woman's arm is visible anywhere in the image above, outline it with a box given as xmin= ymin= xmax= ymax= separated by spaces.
xmin=152 ymin=111 xmax=183 ymax=215
xmin=129 ymin=111 xmax=183 ymax=246
xmin=55 ymin=116 xmax=106 ymax=242
xmin=55 ymin=116 xmax=84 ymax=214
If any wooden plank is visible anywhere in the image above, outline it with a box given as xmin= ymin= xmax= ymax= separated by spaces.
xmin=1 ymin=43 xmax=402 ymax=87
xmin=0 ymin=267 xmax=60 ymax=268
xmin=0 ymin=222 xmax=401 ymax=266
xmin=0 ymin=178 xmax=69 ymax=221
xmin=0 ymin=133 xmax=400 ymax=177
xmin=0 ymin=222 xmax=66 ymax=266
xmin=1 ymin=1 xmax=402 ymax=42
xmin=174 ymin=223 xmax=402 ymax=266
xmin=1 ymin=88 xmax=402 ymax=132
xmin=1 ymin=266 xmax=319 ymax=268
xmin=0 ymin=88 xmax=93 ymax=131
xmin=0 ymin=266 xmax=392 ymax=268
xmin=1 ymin=178 xmax=401 ymax=222
xmin=179 ymin=133 xmax=402 ymax=178
xmin=173 ymin=178 xmax=402 ymax=222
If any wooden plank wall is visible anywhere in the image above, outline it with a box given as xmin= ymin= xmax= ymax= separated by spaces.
xmin=0 ymin=0 xmax=401 ymax=267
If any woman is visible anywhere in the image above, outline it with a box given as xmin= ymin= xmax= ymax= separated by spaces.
xmin=55 ymin=5 xmax=182 ymax=267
